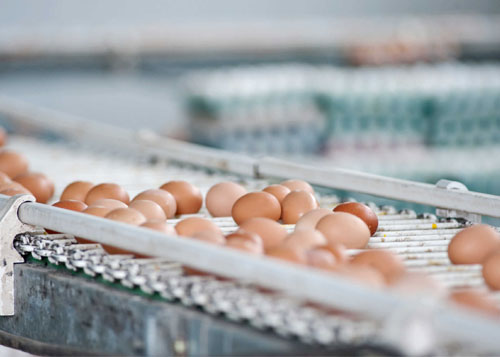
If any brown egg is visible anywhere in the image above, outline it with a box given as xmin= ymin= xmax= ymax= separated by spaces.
xmin=175 ymin=217 xmax=222 ymax=237
xmin=283 ymin=229 xmax=327 ymax=249
xmin=262 ymin=184 xmax=291 ymax=204
xmin=92 ymin=198 xmax=128 ymax=210
xmin=336 ymin=265 xmax=385 ymax=288
xmin=49 ymin=199 xmax=88 ymax=234
xmin=239 ymin=217 xmax=287 ymax=252
xmin=140 ymin=220 xmax=177 ymax=235
xmin=226 ymin=229 xmax=264 ymax=255
xmin=280 ymin=179 xmax=315 ymax=195
xmin=0 ymin=127 xmax=6 ymax=147
xmin=61 ymin=181 xmax=94 ymax=202
xmin=13 ymin=172 xmax=54 ymax=203
xmin=82 ymin=205 xmax=113 ymax=217
xmin=0 ymin=172 xmax=11 ymax=185
xmin=317 ymin=243 xmax=349 ymax=265
xmin=191 ymin=230 xmax=226 ymax=245
xmin=0 ymin=187 xmax=32 ymax=196
xmin=132 ymin=189 xmax=177 ymax=218
xmin=316 ymin=212 xmax=371 ymax=249
xmin=85 ymin=183 xmax=129 ymax=205
xmin=294 ymin=208 xmax=333 ymax=232
xmin=0 ymin=150 xmax=29 ymax=178
xmin=482 ymin=250 xmax=500 ymax=290
xmin=105 ymin=207 xmax=146 ymax=226
xmin=52 ymin=199 xmax=88 ymax=212
xmin=307 ymin=248 xmax=338 ymax=271
xmin=232 ymin=192 xmax=281 ymax=225
xmin=129 ymin=200 xmax=166 ymax=221
xmin=333 ymin=202 xmax=379 ymax=236
xmin=281 ymin=190 xmax=317 ymax=224
xmin=160 ymin=181 xmax=202 ymax=215
xmin=390 ymin=272 xmax=447 ymax=298
xmin=450 ymin=289 xmax=500 ymax=316
xmin=350 ymin=249 xmax=406 ymax=284
xmin=448 ymin=224 xmax=500 ymax=265
xmin=206 ymin=181 xmax=247 ymax=217
xmin=267 ymin=246 xmax=307 ymax=265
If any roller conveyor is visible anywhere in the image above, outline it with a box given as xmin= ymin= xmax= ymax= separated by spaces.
xmin=1 ymin=98 xmax=500 ymax=355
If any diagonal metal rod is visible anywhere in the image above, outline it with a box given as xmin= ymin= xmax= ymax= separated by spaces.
xmin=3 ymin=95 xmax=500 ymax=218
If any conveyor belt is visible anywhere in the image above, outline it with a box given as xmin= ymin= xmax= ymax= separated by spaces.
xmin=0 ymin=134 xmax=498 ymax=356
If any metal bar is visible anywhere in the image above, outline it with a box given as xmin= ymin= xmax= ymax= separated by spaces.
xmin=258 ymin=157 xmax=500 ymax=218
xmin=9 ymin=195 xmax=400 ymax=319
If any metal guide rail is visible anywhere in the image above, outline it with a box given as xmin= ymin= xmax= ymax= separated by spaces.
xmin=0 ymin=135 xmax=499 ymax=356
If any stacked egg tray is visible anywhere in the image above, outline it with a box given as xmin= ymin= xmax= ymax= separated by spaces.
xmin=0 ymin=135 xmax=499 ymax=356
xmin=182 ymin=62 xmax=500 ymax=153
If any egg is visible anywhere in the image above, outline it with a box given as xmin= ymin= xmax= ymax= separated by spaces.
xmin=232 ymin=192 xmax=281 ymax=225
xmin=140 ymin=220 xmax=177 ymax=235
xmin=13 ymin=172 xmax=54 ymax=203
xmin=239 ymin=217 xmax=287 ymax=252
xmin=482 ymin=250 xmax=500 ymax=290
xmin=307 ymin=248 xmax=338 ymax=270
xmin=281 ymin=190 xmax=317 ymax=224
xmin=91 ymin=198 xmax=128 ymax=210
xmin=316 ymin=212 xmax=371 ymax=249
xmin=191 ymin=230 xmax=226 ymax=245
xmin=105 ymin=207 xmax=146 ymax=226
xmin=283 ymin=229 xmax=327 ymax=249
xmin=267 ymin=246 xmax=307 ymax=265
xmin=350 ymin=249 xmax=406 ymax=284
xmin=160 ymin=181 xmax=202 ymax=215
xmin=450 ymin=289 xmax=500 ymax=316
xmin=280 ymin=179 xmax=315 ymax=195
xmin=262 ymin=184 xmax=291 ymax=204
xmin=82 ymin=205 xmax=113 ymax=217
xmin=205 ymin=181 xmax=247 ymax=217
xmin=0 ymin=127 xmax=7 ymax=147
xmin=85 ymin=183 xmax=129 ymax=205
xmin=0 ymin=150 xmax=29 ymax=178
xmin=175 ymin=217 xmax=222 ymax=237
xmin=336 ymin=265 xmax=385 ymax=288
xmin=333 ymin=202 xmax=378 ymax=235
xmin=294 ymin=208 xmax=333 ymax=232
xmin=448 ymin=224 xmax=500 ymax=264
xmin=52 ymin=199 xmax=88 ymax=212
xmin=0 ymin=172 xmax=11 ymax=185
xmin=226 ymin=229 xmax=264 ymax=254
xmin=128 ymin=200 xmax=166 ymax=221
xmin=61 ymin=181 xmax=94 ymax=202
xmin=132 ymin=189 xmax=177 ymax=218
xmin=0 ymin=187 xmax=32 ymax=196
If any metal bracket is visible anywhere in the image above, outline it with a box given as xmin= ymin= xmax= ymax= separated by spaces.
xmin=435 ymin=180 xmax=481 ymax=224
xmin=0 ymin=194 xmax=37 ymax=316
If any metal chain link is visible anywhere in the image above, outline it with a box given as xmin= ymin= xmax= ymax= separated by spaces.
xmin=13 ymin=231 xmax=380 ymax=347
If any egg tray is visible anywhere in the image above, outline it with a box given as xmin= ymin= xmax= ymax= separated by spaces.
xmin=0 ymin=135 xmax=498 ymax=355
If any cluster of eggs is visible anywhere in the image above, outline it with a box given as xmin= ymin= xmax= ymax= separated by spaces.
xmin=0 ymin=129 xmax=55 ymax=202
xmin=448 ymin=224 xmax=500 ymax=292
